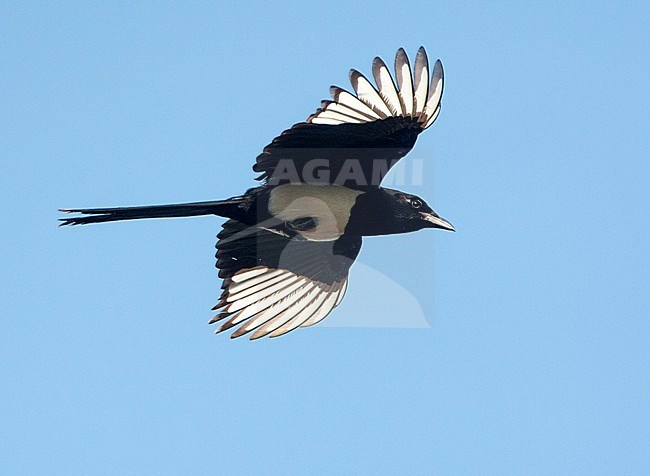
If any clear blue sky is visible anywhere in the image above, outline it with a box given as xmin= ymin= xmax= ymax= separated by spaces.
xmin=2 ymin=1 xmax=649 ymax=474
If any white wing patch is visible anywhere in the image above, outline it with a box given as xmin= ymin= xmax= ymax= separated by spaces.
xmin=372 ymin=57 xmax=402 ymax=116
xmin=267 ymin=184 xmax=362 ymax=241
xmin=413 ymin=47 xmax=430 ymax=119
xmin=395 ymin=48 xmax=414 ymax=116
xmin=308 ymin=47 xmax=443 ymax=129
xmin=210 ymin=266 xmax=348 ymax=340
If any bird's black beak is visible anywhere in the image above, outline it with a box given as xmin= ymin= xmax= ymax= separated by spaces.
xmin=421 ymin=211 xmax=455 ymax=232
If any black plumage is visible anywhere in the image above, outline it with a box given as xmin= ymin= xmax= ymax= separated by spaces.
xmin=60 ymin=47 xmax=454 ymax=339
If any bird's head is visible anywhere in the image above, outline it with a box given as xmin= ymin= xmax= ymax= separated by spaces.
xmin=345 ymin=187 xmax=455 ymax=236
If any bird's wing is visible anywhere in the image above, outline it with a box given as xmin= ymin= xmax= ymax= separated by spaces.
xmin=254 ymin=47 xmax=444 ymax=188
xmin=211 ymin=219 xmax=361 ymax=339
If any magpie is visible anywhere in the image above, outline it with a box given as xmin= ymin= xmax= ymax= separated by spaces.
xmin=60 ymin=47 xmax=455 ymax=339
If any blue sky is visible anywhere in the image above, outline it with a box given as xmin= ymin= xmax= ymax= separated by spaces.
xmin=2 ymin=1 xmax=649 ymax=474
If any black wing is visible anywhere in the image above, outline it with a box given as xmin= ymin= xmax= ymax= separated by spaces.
xmin=254 ymin=47 xmax=444 ymax=188
xmin=211 ymin=219 xmax=362 ymax=339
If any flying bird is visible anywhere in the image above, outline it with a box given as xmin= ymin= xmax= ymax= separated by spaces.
xmin=60 ymin=47 xmax=455 ymax=339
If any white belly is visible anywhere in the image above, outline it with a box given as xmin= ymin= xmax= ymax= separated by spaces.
xmin=268 ymin=185 xmax=362 ymax=241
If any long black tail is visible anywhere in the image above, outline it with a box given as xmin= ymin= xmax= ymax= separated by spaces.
xmin=59 ymin=199 xmax=242 ymax=226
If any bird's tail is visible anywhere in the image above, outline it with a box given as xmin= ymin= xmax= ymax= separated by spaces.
xmin=59 ymin=199 xmax=244 ymax=226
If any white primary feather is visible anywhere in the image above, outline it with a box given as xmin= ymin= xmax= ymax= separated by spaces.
xmin=423 ymin=103 xmax=442 ymax=130
xmin=413 ymin=47 xmax=429 ymax=120
xmin=330 ymin=86 xmax=382 ymax=119
xmin=217 ymin=277 xmax=309 ymax=332
xmin=313 ymin=109 xmax=364 ymax=124
xmin=372 ymin=57 xmax=401 ymax=116
xmin=227 ymin=268 xmax=285 ymax=295
xmin=231 ymin=282 xmax=320 ymax=339
xmin=308 ymin=48 xmax=443 ymax=129
xmin=272 ymin=286 xmax=338 ymax=335
xmin=249 ymin=285 xmax=325 ymax=339
xmin=321 ymin=101 xmax=376 ymax=121
xmin=226 ymin=271 xmax=293 ymax=302
xmin=215 ymin=266 xmax=349 ymax=339
xmin=395 ymin=48 xmax=414 ymax=116
xmin=231 ymin=266 xmax=268 ymax=283
xmin=267 ymin=288 xmax=333 ymax=337
xmin=349 ymin=69 xmax=392 ymax=118
xmin=224 ymin=275 xmax=304 ymax=314
xmin=424 ymin=59 xmax=444 ymax=120
xmin=294 ymin=286 xmax=341 ymax=329
xmin=310 ymin=117 xmax=346 ymax=125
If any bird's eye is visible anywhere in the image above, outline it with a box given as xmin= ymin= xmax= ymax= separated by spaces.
xmin=410 ymin=199 xmax=422 ymax=209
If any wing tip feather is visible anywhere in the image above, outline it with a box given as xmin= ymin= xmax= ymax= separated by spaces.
xmin=308 ymin=47 xmax=442 ymax=129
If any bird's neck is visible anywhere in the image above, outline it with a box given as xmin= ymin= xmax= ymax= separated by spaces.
xmin=345 ymin=189 xmax=401 ymax=236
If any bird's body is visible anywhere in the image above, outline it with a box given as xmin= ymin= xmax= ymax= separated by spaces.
xmin=61 ymin=47 xmax=455 ymax=339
